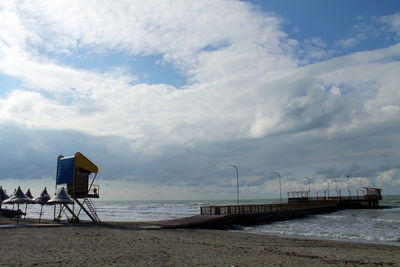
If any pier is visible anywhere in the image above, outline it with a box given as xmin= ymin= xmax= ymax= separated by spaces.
xmin=152 ymin=187 xmax=382 ymax=229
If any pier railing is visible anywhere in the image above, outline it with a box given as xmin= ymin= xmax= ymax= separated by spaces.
xmin=201 ymin=201 xmax=338 ymax=215
xmin=305 ymin=196 xmax=380 ymax=201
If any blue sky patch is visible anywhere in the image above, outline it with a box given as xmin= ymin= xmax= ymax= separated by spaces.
xmin=40 ymin=48 xmax=188 ymax=88
xmin=249 ymin=0 xmax=400 ymax=60
xmin=0 ymin=73 xmax=22 ymax=97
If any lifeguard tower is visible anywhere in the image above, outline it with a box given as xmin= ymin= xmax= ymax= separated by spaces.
xmin=55 ymin=152 xmax=100 ymax=222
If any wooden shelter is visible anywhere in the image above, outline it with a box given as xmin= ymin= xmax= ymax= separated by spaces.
xmin=363 ymin=187 xmax=382 ymax=200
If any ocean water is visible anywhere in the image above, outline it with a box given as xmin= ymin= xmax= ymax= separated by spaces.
xmin=239 ymin=196 xmax=400 ymax=245
xmin=10 ymin=196 xmax=400 ymax=245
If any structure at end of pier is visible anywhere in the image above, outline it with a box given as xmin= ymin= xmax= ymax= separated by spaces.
xmin=287 ymin=187 xmax=382 ymax=208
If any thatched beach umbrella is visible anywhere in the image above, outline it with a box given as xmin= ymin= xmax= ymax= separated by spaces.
xmin=2 ymin=186 xmax=34 ymax=205
xmin=23 ymin=188 xmax=35 ymax=221
xmin=7 ymin=189 xmax=16 ymax=210
xmin=48 ymin=187 xmax=75 ymax=222
xmin=34 ymin=187 xmax=51 ymax=205
xmin=0 ymin=186 xmax=9 ymax=209
xmin=2 ymin=186 xmax=34 ymax=223
xmin=34 ymin=187 xmax=51 ymax=222
xmin=47 ymin=187 xmax=74 ymax=205
xmin=25 ymin=188 xmax=34 ymax=199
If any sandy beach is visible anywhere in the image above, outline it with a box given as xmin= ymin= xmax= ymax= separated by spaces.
xmin=0 ymin=218 xmax=399 ymax=266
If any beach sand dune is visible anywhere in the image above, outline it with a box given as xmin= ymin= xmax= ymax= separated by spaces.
xmin=0 ymin=221 xmax=399 ymax=266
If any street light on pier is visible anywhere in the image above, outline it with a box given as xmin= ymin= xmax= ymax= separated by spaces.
xmin=305 ymin=177 xmax=311 ymax=196
xmin=347 ymin=175 xmax=351 ymax=197
xmin=229 ymin=164 xmax=239 ymax=205
xmin=326 ymin=180 xmax=330 ymax=198
xmin=335 ymin=179 xmax=339 ymax=196
xmin=273 ymin=171 xmax=282 ymax=203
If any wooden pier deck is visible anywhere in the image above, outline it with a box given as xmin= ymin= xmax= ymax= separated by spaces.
xmin=150 ymin=193 xmax=382 ymax=229
xmin=150 ymin=214 xmax=229 ymax=228
xmin=150 ymin=201 xmax=340 ymax=229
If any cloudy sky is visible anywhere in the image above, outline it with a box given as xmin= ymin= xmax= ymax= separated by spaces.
xmin=0 ymin=0 xmax=399 ymax=200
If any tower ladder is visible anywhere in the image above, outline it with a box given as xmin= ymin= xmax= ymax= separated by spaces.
xmin=75 ymin=198 xmax=101 ymax=223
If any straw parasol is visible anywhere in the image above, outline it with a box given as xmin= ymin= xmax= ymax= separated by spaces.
xmin=25 ymin=188 xmax=34 ymax=199
xmin=34 ymin=187 xmax=51 ymax=222
xmin=2 ymin=186 xmax=34 ymax=205
xmin=47 ymin=187 xmax=74 ymax=205
xmin=2 ymin=186 xmax=34 ymax=223
xmin=48 ymin=187 xmax=75 ymax=222
xmin=0 ymin=186 xmax=9 ymax=209
xmin=34 ymin=187 xmax=51 ymax=205
xmin=24 ymin=188 xmax=36 ymax=220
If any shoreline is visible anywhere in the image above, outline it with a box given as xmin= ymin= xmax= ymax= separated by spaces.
xmin=2 ymin=216 xmax=399 ymax=247
xmin=242 ymin=231 xmax=400 ymax=248
xmin=1 ymin=219 xmax=399 ymax=266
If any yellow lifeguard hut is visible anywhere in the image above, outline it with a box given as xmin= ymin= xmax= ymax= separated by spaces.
xmin=55 ymin=152 xmax=100 ymax=222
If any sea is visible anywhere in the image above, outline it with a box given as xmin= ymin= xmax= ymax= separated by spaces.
xmin=17 ymin=196 xmax=400 ymax=246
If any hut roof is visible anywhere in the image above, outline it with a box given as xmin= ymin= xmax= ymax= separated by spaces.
xmin=363 ymin=187 xmax=382 ymax=191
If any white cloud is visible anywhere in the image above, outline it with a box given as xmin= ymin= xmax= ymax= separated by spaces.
xmin=0 ymin=1 xmax=399 ymax=198
xmin=248 ymin=112 xmax=280 ymax=138
xmin=0 ymin=0 xmax=299 ymax=151
xmin=0 ymin=0 xmax=399 ymax=155
xmin=379 ymin=12 xmax=400 ymax=38
xmin=335 ymin=37 xmax=359 ymax=49
xmin=296 ymin=37 xmax=335 ymax=63
xmin=14 ymin=0 xmax=292 ymax=72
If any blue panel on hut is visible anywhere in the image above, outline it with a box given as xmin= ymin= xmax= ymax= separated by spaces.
xmin=56 ymin=156 xmax=75 ymax=185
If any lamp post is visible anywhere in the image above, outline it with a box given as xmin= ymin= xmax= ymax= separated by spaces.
xmin=347 ymin=175 xmax=351 ymax=197
xmin=327 ymin=180 xmax=330 ymax=198
xmin=229 ymin=165 xmax=239 ymax=205
xmin=305 ymin=177 xmax=311 ymax=195
xmin=273 ymin=171 xmax=282 ymax=203
xmin=335 ymin=179 xmax=338 ymax=196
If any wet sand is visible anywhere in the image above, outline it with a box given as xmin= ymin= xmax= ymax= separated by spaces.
xmin=0 ymin=218 xmax=399 ymax=266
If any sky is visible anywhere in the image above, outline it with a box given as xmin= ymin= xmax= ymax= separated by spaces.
xmin=0 ymin=0 xmax=399 ymax=201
